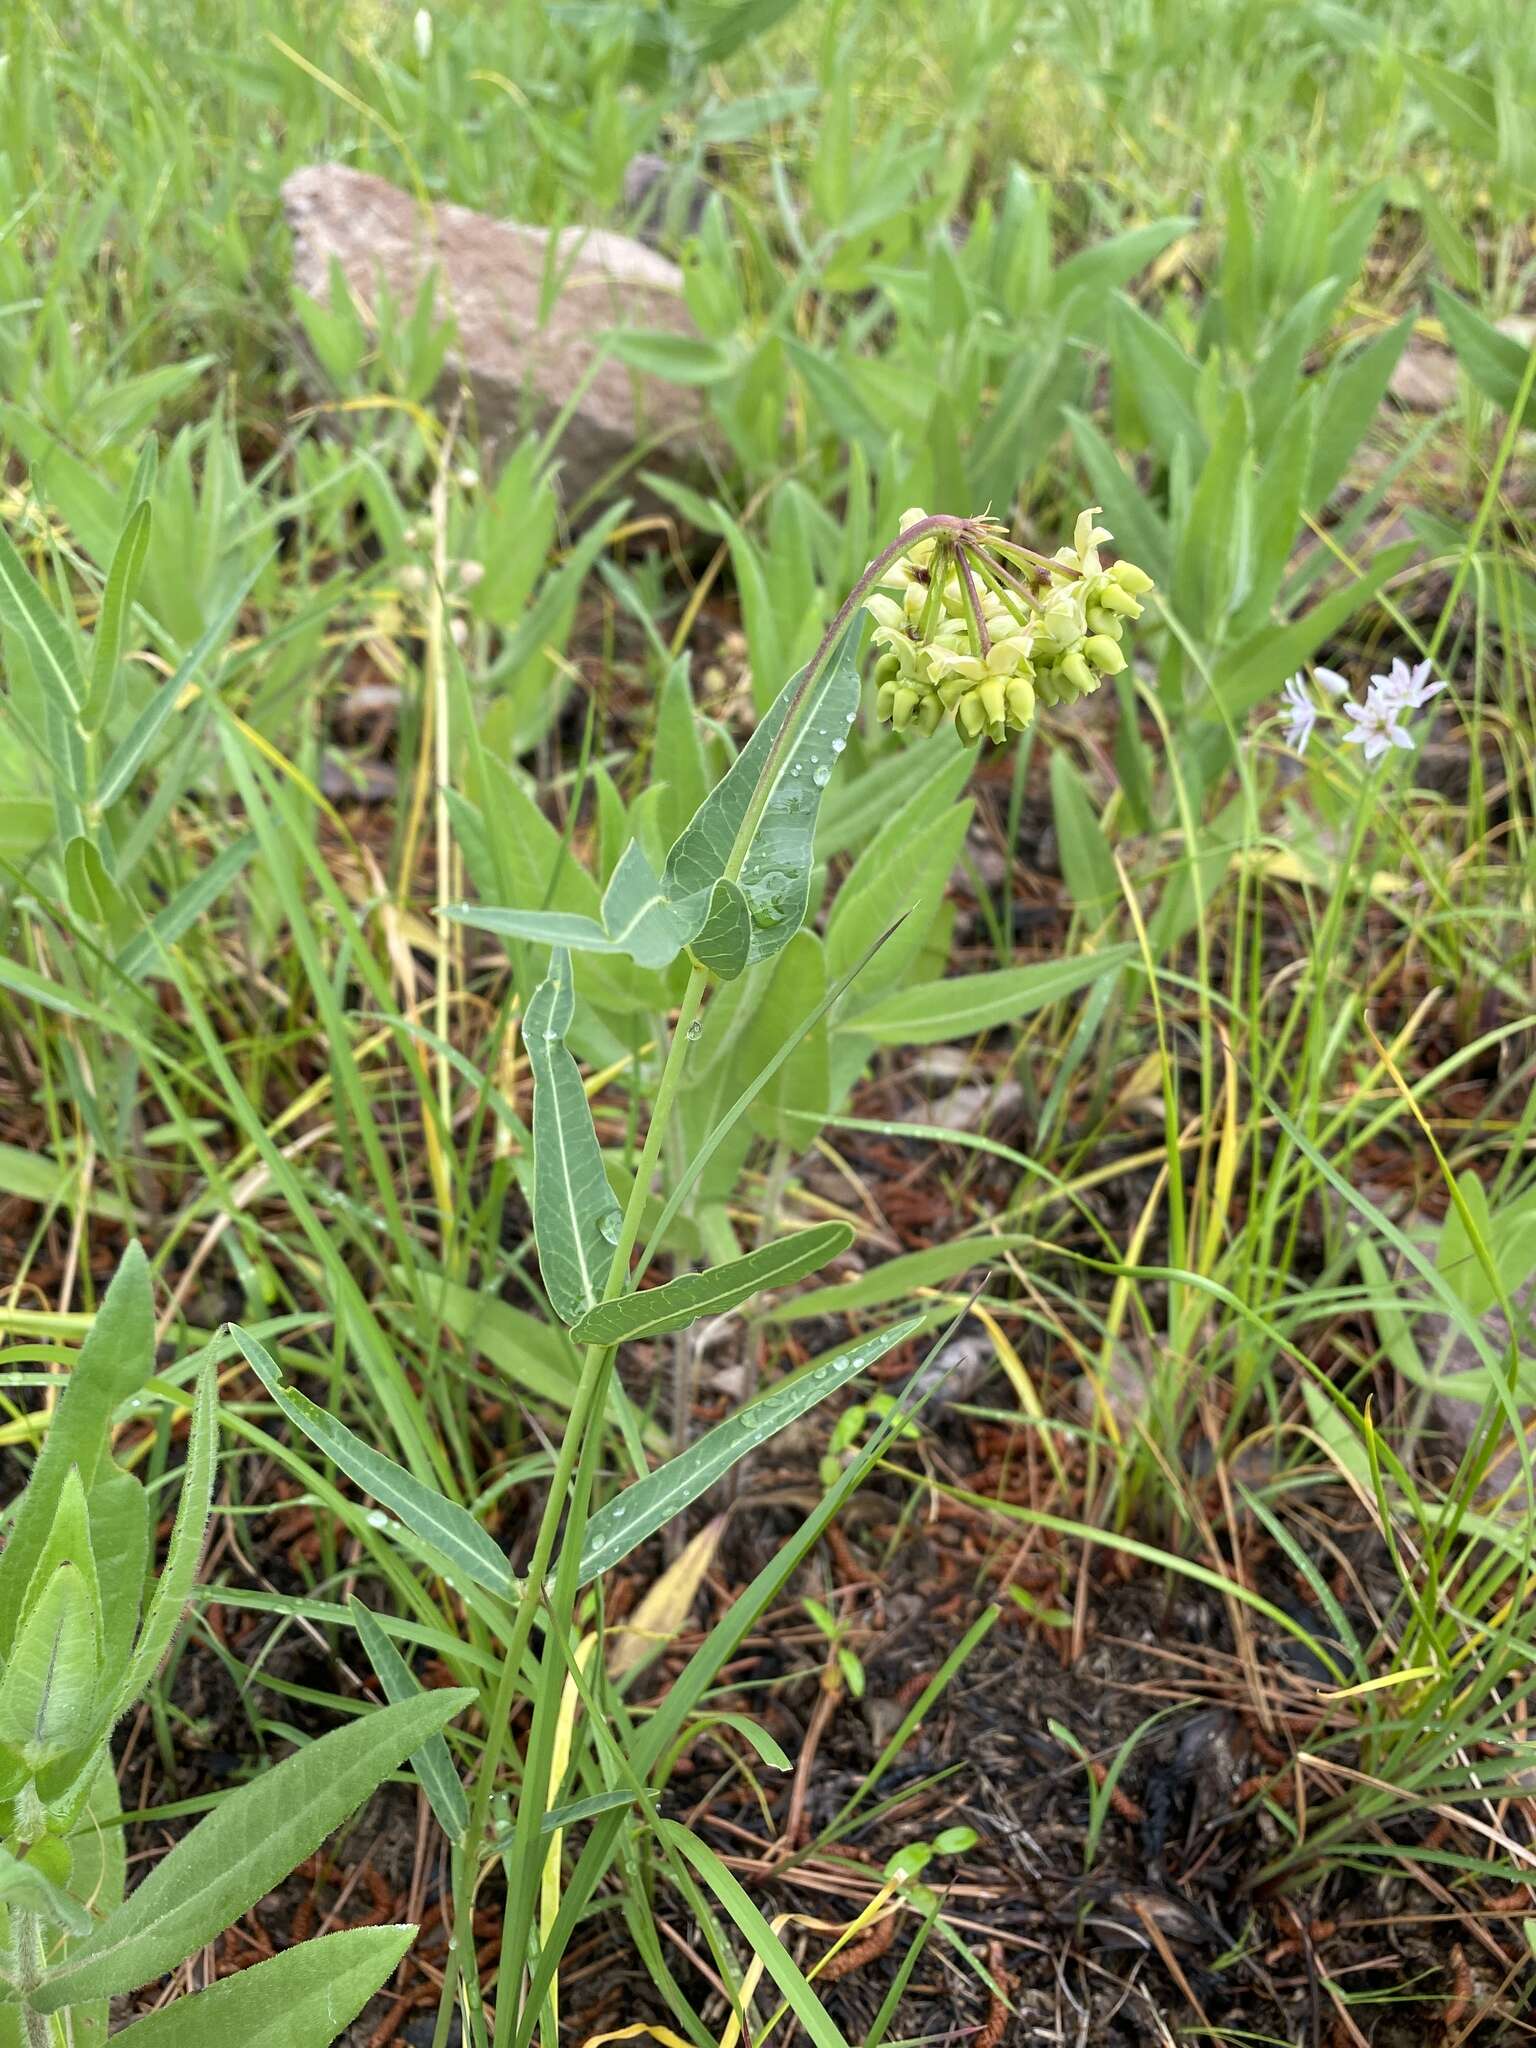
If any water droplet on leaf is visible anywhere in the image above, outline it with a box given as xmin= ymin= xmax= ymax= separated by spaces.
xmin=812 ymin=763 xmax=832 ymax=787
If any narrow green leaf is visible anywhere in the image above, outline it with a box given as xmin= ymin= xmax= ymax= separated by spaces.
xmin=114 ymin=831 xmax=259 ymax=980
xmin=96 ymin=556 xmax=269 ymax=810
xmin=661 ymin=1822 xmax=850 ymax=2048
xmin=578 ymin=1317 xmax=921 ymax=1583
xmin=0 ymin=1244 xmax=153 ymax=1649
xmin=525 ymin=948 xmax=621 ymax=1325
xmin=114 ymin=1365 xmax=216 ymax=1712
xmin=1308 ymin=316 xmax=1412 ymax=511
xmin=108 ymin=1926 xmax=415 ymax=2047
xmin=348 ymin=1599 xmax=468 ymax=1842
xmin=82 ymin=500 xmax=152 ymax=734
xmin=0 ymin=1847 xmax=92 ymax=1938
xmin=849 ymin=947 xmax=1135 ymax=1045
xmin=571 ymin=1222 xmax=854 ymax=1346
xmin=229 ymin=1328 xmax=516 ymax=1602
xmin=1048 ymin=754 xmax=1119 ymax=919
xmin=663 ymin=621 xmax=862 ymax=964
xmin=686 ymin=876 xmax=752 ymax=980
xmin=0 ymin=522 xmax=84 ymax=717
xmin=34 ymin=1694 xmax=473 ymax=2008
xmin=442 ymin=904 xmax=616 ymax=953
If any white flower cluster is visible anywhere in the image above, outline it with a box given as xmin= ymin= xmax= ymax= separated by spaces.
xmin=870 ymin=509 xmax=1154 ymax=746
xmin=1280 ymin=657 xmax=1446 ymax=762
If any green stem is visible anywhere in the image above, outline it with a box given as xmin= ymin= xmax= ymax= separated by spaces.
xmin=459 ymin=966 xmax=710 ymax=2048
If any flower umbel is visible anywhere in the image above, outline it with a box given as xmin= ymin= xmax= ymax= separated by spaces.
xmin=871 ymin=508 xmax=1155 ymax=746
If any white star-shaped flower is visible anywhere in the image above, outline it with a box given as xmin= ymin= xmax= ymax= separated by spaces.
xmin=1280 ymin=673 xmax=1318 ymax=753
xmin=1370 ymin=656 xmax=1445 ymax=712
xmin=1342 ymin=690 xmax=1414 ymax=763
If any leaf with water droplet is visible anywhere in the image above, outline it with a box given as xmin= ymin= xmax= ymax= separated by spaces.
xmin=524 ymin=950 xmax=619 ymax=1325
xmin=569 ymin=1222 xmax=854 ymax=1347
xmin=662 ymin=617 xmax=864 ymax=968
xmin=577 ymin=1314 xmax=921 ymax=1584
xmin=686 ymin=876 xmax=751 ymax=981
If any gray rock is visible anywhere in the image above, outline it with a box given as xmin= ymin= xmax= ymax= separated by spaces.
xmin=282 ymin=164 xmax=712 ymax=512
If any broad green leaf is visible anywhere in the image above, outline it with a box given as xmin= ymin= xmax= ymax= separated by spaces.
xmin=0 ymin=1565 xmax=99 ymax=1770
xmin=82 ymin=500 xmax=152 ymax=735
xmin=663 ymin=620 xmax=862 ymax=964
xmin=1049 ymin=754 xmax=1119 ymax=919
xmin=230 ymin=1329 xmax=516 ymax=1602
xmin=0 ymin=1244 xmax=153 ymax=1650
xmin=1063 ymin=407 xmax=1172 ymax=588
xmin=1433 ymin=284 xmax=1536 ymax=425
xmin=570 ymin=1222 xmax=854 ymax=1345
xmin=108 ymin=1925 xmax=415 ymax=2047
xmin=0 ymin=1846 xmax=91 ymax=1937
xmin=578 ymin=1317 xmax=921 ymax=1583
xmin=1404 ymin=53 xmax=1499 ymax=160
xmin=1308 ymin=316 xmax=1412 ymax=511
xmin=114 ymin=1365 xmax=216 ymax=1712
xmin=660 ymin=1822 xmax=849 ymax=2047
xmin=687 ymin=876 xmax=751 ymax=979
xmin=525 ymin=948 xmax=622 ymax=1323
xmin=34 ymin=1692 xmax=473 ymax=2008
xmin=1173 ymin=387 xmax=1250 ymax=637
xmin=604 ymin=330 xmax=735 ymax=383
xmin=1110 ymin=297 xmax=1205 ymax=465
xmin=0 ymin=522 xmax=83 ymax=717
xmin=348 ymin=1599 xmax=468 ymax=1841
xmin=849 ymin=946 xmax=1135 ymax=1045
xmin=738 ymin=929 xmax=830 ymax=1142
xmin=1052 ymin=216 xmax=1194 ymax=313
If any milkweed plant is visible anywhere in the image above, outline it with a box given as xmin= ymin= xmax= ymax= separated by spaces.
xmin=0 ymin=505 xmax=1155 ymax=2048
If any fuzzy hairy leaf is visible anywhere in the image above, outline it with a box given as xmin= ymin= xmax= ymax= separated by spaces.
xmin=570 ymin=1222 xmax=853 ymax=1346
xmin=0 ymin=1245 xmax=153 ymax=1652
xmin=525 ymin=948 xmax=622 ymax=1323
xmin=107 ymin=1926 xmax=415 ymax=2047
xmin=578 ymin=1317 xmax=920 ymax=1583
xmin=34 ymin=1692 xmax=472 ymax=2008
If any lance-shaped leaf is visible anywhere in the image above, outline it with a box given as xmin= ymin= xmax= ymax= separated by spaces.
xmin=113 ymin=1363 xmax=217 ymax=1713
xmin=686 ymin=876 xmax=752 ymax=980
xmin=571 ymin=1221 xmax=853 ymax=1346
xmin=0 ymin=1564 xmax=100 ymax=1771
xmin=230 ymin=1329 xmax=516 ymax=1603
xmin=847 ymin=945 xmax=1137 ymax=1045
xmin=525 ymin=949 xmax=622 ymax=1324
xmin=82 ymin=499 xmax=152 ymax=735
xmin=108 ymin=1926 xmax=416 ymax=2048
xmin=0 ymin=520 xmax=84 ymax=717
xmin=577 ymin=1315 xmax=921 ymax=1583
xmin=34 ymin=1690 xmax=474 ymax=2008
xmin=0 ymin=1243 xmax=153 ymax=1651
xmin=349 ymin=1599 xmax=468 ymax=1842
xmin=662 ymin=619 xmax=863 ymax=966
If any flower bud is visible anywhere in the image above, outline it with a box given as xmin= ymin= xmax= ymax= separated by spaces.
xmin=1084 ymin=635 xmax=1127 ymax=675
xmin=1093 ymin=582 xmax=1143 ymax=619
xmin=891 ymin=685 xmax=921 ymax=731
xmin=1060 ymin=650 xmax=1095 ymax=697
xmin=1110 ymin=559 xmax=1155 ymax=596
xmin=1004 ymin=676 xmax=1035 ymax=729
